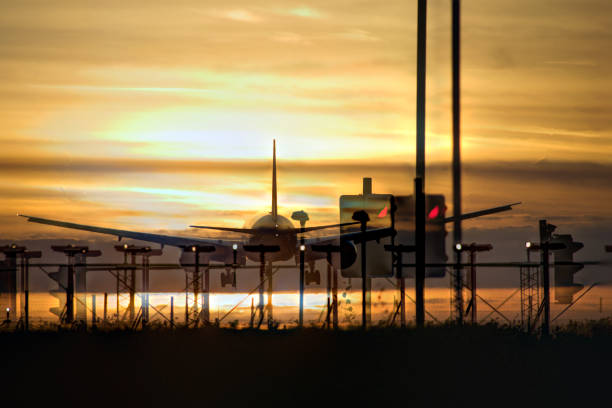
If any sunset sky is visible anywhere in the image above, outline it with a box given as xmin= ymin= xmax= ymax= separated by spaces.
xmin=1 ymin=0 xmax=611 ymax=251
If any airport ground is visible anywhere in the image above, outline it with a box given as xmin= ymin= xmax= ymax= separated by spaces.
xmin=2 ymin=322 xmax=611 ymax=407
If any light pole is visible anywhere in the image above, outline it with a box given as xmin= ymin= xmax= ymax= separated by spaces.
xmin=352 ymin=210 xmax=370 ymax=329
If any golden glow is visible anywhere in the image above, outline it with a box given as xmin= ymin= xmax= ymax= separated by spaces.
xmin=20 ymin=286 xmax=612 ymax=327
xmin=0 ymin=1 xmax=610 ymax=237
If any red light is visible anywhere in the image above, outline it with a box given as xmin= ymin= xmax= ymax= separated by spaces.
xmin=378 ymin=206 xmax=388 ymax=218
xmin=428 ymin=206 xmax=440 ymax=219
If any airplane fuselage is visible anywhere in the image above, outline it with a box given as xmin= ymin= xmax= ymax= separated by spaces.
xmin=245 ymin=214 xmax=298 ymax=262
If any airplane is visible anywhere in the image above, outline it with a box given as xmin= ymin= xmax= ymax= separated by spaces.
xmin=18 ymin=140 xmax=520 ymax=271
xmin=18 ymin=141 xmax=388 ymax=269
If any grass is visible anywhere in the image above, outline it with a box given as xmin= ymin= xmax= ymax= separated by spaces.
xmin=1 ymin=321 xmax=611 ymax=406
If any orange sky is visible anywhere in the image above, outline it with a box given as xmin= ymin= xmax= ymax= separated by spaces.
xmin=1 ymin=0 xmax=611 ymax=239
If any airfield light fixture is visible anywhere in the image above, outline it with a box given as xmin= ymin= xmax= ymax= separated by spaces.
xmin=454 ymin=243 xmax=463 ymax=252
xmin=526 ymin=242 xmax=542 ymax=251
xmin=191 ymin=246 xmax=196 ymax=252
xmin=300 ymin=245 xmax=306 ymax=252
xmin=123 ymin=244 xmax=128 ymax=249
xmin=232 ymin=244 xmax=238 ymax=266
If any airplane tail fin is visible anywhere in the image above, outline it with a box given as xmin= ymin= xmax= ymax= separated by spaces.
xmin=272 ymin=139 xmax=278 ymax=217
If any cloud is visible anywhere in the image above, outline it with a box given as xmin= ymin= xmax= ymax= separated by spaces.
xmin=336 ymin=29 xmax=379 ymax=42
xmin=271 ymin=32 xmax=312 ymax=45
xmin=217 ymin=9 xmax=262 ymax=23
xmin=545 ymin=60 xmax=598 ymax=67
xmin=289 ymin=7 xmax=322 ymax=18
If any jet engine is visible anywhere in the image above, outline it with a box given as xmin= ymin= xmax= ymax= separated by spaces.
xmin=329 ymin=241 xmax=358 ymax=270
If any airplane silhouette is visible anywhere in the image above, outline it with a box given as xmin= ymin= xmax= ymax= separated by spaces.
xmin=18 ymin=141 xmax=392 ymax=267
xmin=18 ymin=140 xmax=519 ymax=269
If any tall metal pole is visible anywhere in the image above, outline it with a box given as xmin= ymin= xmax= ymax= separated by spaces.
xmin=24 ymin=289 xmax=29 ymax=331
xmin=194 ymin=250 xmax=200 ymax=326
xmin=415 ymin=178 xmax=425 ymax=327
xmin=203 ymin=266 xmax=210 ymax=324
xmin=416 ymin=0 xmax=427 ymax=182
xmin=540 ymin=220 xmax=550 ymax=336
xmin=332 ymin=259 xmax=338 ymax=329
xmin=250 ymin=297 xmax=255 ymax=328
xmin=144 ymin=256 xmax=149 ymax=323
xmin=398 ymin=252 xmax=406 ymax=328
xmin=142 ymin=255 xmax=148 ymax=328
xmin=525 ymin=248 xmax=530 ymax=329
xmin=360 ymin=220 xmax=368 ymax=329
xmin=415 ymin=0 xmax=427 ymax=329
xmin=453 ymin=255 xmax=464 ymax=325
xmin=92 ymin=294 xmax=97 ymax=329
xmin=170 ymin=296 xmax=174 ymax=328
xmin=185 ymin=272 xmax=189 ymax=326
xmin=129 ymin=253 xmax=135 ymax=322
xmin=258 ymin=252 xmax=265 ymax=328
xmin=299 ymin=240 xmax=305 ymax=327
xmin=115 ymin=251 xmax=127 ymax=323
xmin=66 ymin=255 xmax=74 ymax=324
xmin=452 ymin=0 xmax=464 ymax=325
xmin=266 ymin=262 xmax=273 ymax=328
xmin=470 ymin=250 xmax=476 ymax=324
xmin=103 ymin=292 xmax=108 ymax=323
xmin=20 ymin=255 xmax=25 ymax=323
xmin=24 ymin=256 xmax=29 ymax=331
xmin=452 ymin=0 xmax=461 ymax=235
xmin=326 ymin=258 xmax=332 ymax=329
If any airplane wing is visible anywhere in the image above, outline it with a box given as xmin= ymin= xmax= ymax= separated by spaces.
xmin=444 ymin=202 xmax=521 ymax=223
xmin=188 ymin=225 xmax=255 ymax=234
xmin=299 ymin=222 xmax=360 ymax=233
xmin=301 ymin=202 xmax=520 ymax=246
xmin=189 ymin=222 xmax=360 ymax=234
xmin=19 ymin=215 xmax=242 ymax=248
xmin=303 ymin=227 xmax=396 ymax=246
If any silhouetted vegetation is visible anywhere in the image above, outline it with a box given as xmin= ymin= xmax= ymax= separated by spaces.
xmin=2 ymin=322 xmax=611 ymax=406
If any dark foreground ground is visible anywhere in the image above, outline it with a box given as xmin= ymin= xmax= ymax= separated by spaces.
xmin=2 ymin=321 xmax=612 ymax=407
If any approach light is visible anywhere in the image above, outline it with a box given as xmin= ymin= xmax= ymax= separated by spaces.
xmin=455 ymin=243 xmax=463 ymax=252
xmin=5 ymin=308 xmax=9 ymax=312
xmin=123 ymin=244 xmax=128 ymax=249
xmin=300 ymin=245 xmax=306 ymax=251
xmin=526 ymin=242 xmax=542 ymax=251
xmin=232 ymin=244 xmax=238 ymax=250
xmin=191 ymin=246 xmax=196 ymax=252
